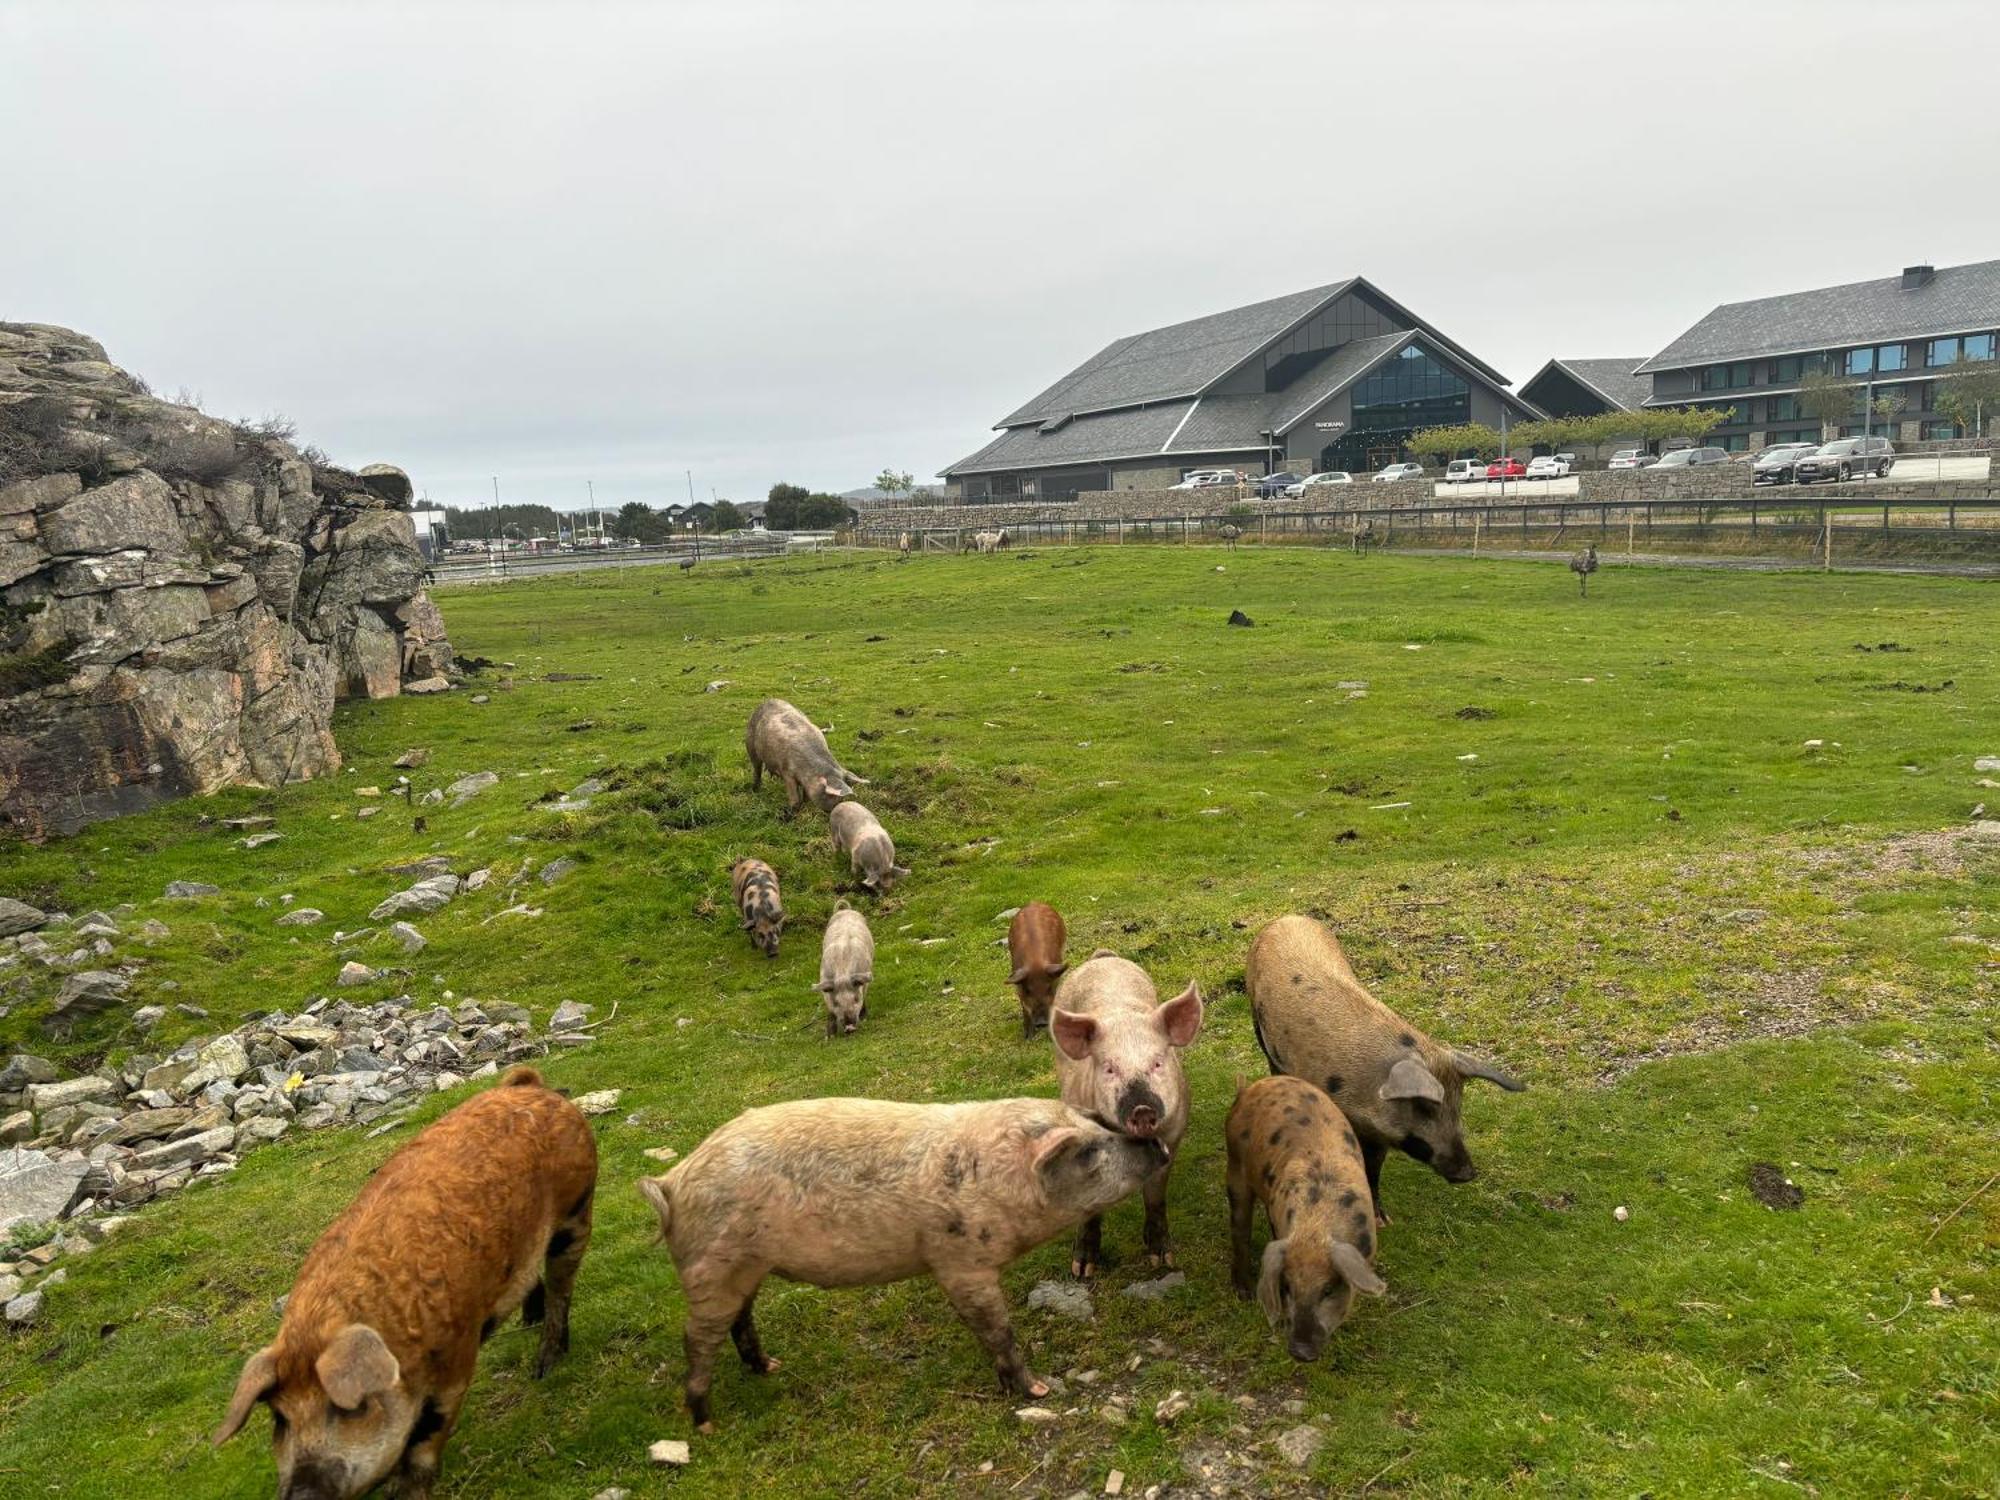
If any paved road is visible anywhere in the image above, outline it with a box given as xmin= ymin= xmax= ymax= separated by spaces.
xmin=1426 ymin=454 xmax=1988 ymax=500
xmin=1379 ymin=544 xmax=2000 ymax=578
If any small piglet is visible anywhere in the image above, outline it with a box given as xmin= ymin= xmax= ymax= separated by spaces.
xmin=730 ymin=858 xmax=784 ymax=958
xmin=1226 ymin=1075 xmax=1385 ymax=1362
xmin=1247 ymin=914 xmax=1524 ymax=1223
xmin=828 ymin=800 xmax=909 ymax=893
xmin=816 ymin=901 xmax=874 ymax=1036
xmin=638 ymin=1097 xmax=1166 ymax=1430
xmin=1050 ymin=950 xmax=1203 ymax=1276
xmin=214 ymin=1068 xmax=596 ymax=1499
xmin=745 ymin=698 xmax=864 ymax=817
xmin=1006 ymin=901 xmax=1067 ymax=1038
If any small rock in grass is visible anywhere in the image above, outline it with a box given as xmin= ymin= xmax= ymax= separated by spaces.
xmin=275 ymin=908 xmax=324 ymax=927
xmin=648 ymin=1438 xmax=691 ymax=1466
xmin=388 ymin=922 xmax=427 ymax=954
xmin=1154 ymin=1390 xmax=1190 ymax=1424
xmin=592 ymin=1490 xmax=631 ymax=1500
xmin=1227 ymin=609 xmax=1253 ymax=627
xmin=550 ymin=1000 xmax=593 ymax=1028
xmin=5 ymin=1290 xmax=45 ymax=1327
xmin=239 ymin=833 xmax=282 ymax=849
xmin=1281 ymin=1398 xmax=1307 ymax=1416
xmin=1026 ymin=1279 xmax=1094 ymax=1321
xmin=1974 ymin=756 xmax=2000 ymax=772
xmin=393 ymin=749 xmax=430 ymax=769
xmin=643 ymin=1146 xmax=679 ymax=1164
xmin=1613 ymin=1205 xmax=1630 ymax=1222
xmin=1014 ymin=1406 xmax=1060 ymax=1425
xmin=1120 ymin=1270 xmax=1186 ymax=1301
xmin=1105 ymin=1471 xmax=1125 ymax=1497
xmin=357 ymin=807 xmax=380 ymax=820
xmin=575 ymin=1090 xmax=621 ymax=1117
xmin=163 ymin=881 xmax=219 ymax=900
xmin=469 ymin=694 xmax=490 ymax=705
xmin=336 ymin=961 xmax=376 ymax=987
xmin=539 ymin=857 xmax=578 ymax=885
xmin=1273 ymin=1424 xmax=1325 ymax=1467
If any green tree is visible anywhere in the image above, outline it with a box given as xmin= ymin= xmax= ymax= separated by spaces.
xmin=1870 ymin=389 xmax=1907 ymax=438
xmin=709 ymin=500 xmax=747 ymax=533
xmin=874 ymin=468 xmax=914 ymax=502
xmin=1406 ymin=423 xmax=1503 ymax=463
xmin=765 ymin=483 xmax=810 ymax=530
xmin=611 ymin=501 xmax=666 ymax=543
xmin=1799 ymin=370 xmax=1857 ymax=439
xmin=1932 ymin=365 xmax=2000 ymax=437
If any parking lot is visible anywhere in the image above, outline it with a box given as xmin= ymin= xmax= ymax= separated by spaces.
xmin=1426 ymin=451 xmax=1988 ymax=498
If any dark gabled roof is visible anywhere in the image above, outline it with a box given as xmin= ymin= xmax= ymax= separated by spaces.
xmin=946 ymin=402 xmax=1196 ymax=476
xmin=1523 ymin=357 xmax=1652 ymax=413
xmin=1264 ymin=332 xmax=1415 ymax=432
xmin=1637 ymin=260 xmax=2000 ymax=373
xmin=998 ymin=281 xmax=1354 ymax=427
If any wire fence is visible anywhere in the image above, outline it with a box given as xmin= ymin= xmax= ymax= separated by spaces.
xmin=427 ymin=531 xmax=793 ymax=584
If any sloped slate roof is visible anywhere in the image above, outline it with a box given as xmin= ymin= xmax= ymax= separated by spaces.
xmin=946 ymin=403 xmax=1195 ymax=475
xmin=998 ymin=281 xmax=1354 ymax=426
xmin=1526 ymin=357 xmax=1652 ymax=413
xmin=1637 ymin=260 xmax=2000 ymax=372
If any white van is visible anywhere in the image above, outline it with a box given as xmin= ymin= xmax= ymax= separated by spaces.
xmin=1445 ymin=458 xmax=1487 ymax=483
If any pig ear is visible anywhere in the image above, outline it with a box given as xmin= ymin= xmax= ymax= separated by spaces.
xmin=1007 ymin=965 xmax=1031 ymax=986
xmin=316 ymin=1324 xmax=400 ymax=1411
xmin=890 ymin=864 xmax=911 ymax=880
xmin=1379 ymin=1056 xmax=1445 ymax=1104
xmin=213 ymin=1346 xmax=278 ymax=1446
xmin=1256 ymin=1239 xmax=1288 ymax=1327
xmin=1029 ymin=1126 xmax=1081 ymax=1176
xmin=1043 ymin=960 xmax=1068 ymax=980
xmin=1330 ymin=1241 xmax=1387 ymax=1296
xmin=1050 ymin=1009 xmax=1098 ymax=1061
xmin=1157 ymin=981 xmax=1204 ymax=1048
xmin=812 ymin=980 xmax=831 ymax=992
xmin=1452 ymin=1050 xmax=1526 ymax=1091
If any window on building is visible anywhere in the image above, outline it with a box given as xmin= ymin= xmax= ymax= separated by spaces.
xmin=1876 ymin=345 xmax=1908 ymax=372
xmin=1347 ymin=342 xmax=1470 ymax=434
xmin=1763 ymin=395 xmax=1800 ymax=422
xmin=1927 ymin=337 xmax=1961 ymax=366
xmin=1964 ymin=333 xmax=1996 ymax=362
xmin=1845 ymin=348 xmax=1875 ymax=375
xmin=1771 ymin=356 xmax=1805 ymax=383
xmin=990 ymin=474 xmax=1020 ymax=498
xmin=1713 ymin=433 xmax=1748 ymax=452
xmin=1922 ymin=419 xmax=1964 ymax=440
xmin=1731 ymin=362 xmax=1753 ymax=387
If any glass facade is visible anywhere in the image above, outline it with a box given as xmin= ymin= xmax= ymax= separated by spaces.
xmin=1261 ymin=294 xmax=1395 ymax=390
xmin=1348 ymin=344 xmax=1469 ymax=432
xmin=1772 ymin=356 xmax=1805 ymax=382
xmin=1877 ymin=344 xmax=1908 ymax=371
xmin=1922 ymin=419 xmax=1964 ymax=439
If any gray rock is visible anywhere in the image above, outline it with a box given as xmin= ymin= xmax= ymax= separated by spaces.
xmin=1120 ymin=1270 xmax=1187 ymax=1301
xmin=0 ymin=1055 xmax=60 ymax=1092
xmin=549 ymin=1000 xmax=593 ymax=1029
xmin=0 ymin=899 xmax=47 ymax=939
xmin=180 ymin=1035 xmax=252 ymax=1093
xmin=25 ymin=1076 xmax=121 ymax=1113
xmin=1273 ymin=1425 xmax=1325 ymax=1467
xmin=130 ymin=1005 xmax=166 ymax=1031
xmin=387 ymin=922 xmax=426 ymax=954
xmin=130 ymin=1125 xmax=235 ymax=1171
xmin=163 ymin=882 xmax=220 ymax=900
xmin=238 ymin=833 xmax=283 ymax=850
xmin=336 ymin=961 xmax=377 ymax=988
xmin=446 ymin=771 xmax=499 ymax=806
xmin=1026 ymin=1279 xmax=1095 ymax=1321
xmin=236 ymin=1116 xmax=291 ymax=1146
xmin=0 ymin=1147 xmax=92 ymax=1231
xmin=574 ymin=1090 xmax=621 ymax=1117
xmin=369 ymin=874 xmax=460 ymax=921
xmin=0 ymin=1112 xmax=33 ymax=1146
xmin=538 ymin=857 xmax=578 ymax=885
xmin=48 ymin=970 xmax=131 ymax=1026
xmin=5 ymin=1289 xmax=45 ymax=1326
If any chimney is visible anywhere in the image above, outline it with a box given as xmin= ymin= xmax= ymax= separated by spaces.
xmin=1901 ymin=264 xmax=1935 ymax=289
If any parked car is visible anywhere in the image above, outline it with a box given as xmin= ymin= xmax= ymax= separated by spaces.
xmin=1608 ymin=449 xmax=1655 ymax=470
xmin=1170 ymin=469 xmax=1243 ymax=491
xmin=1525 ymin=456 xmax=1571 ymax=479
xmin=1371 ymin=462 xmax=1424 ymax=483
xmin=1751 ymin=441 xmax=1822 ymax=485
xmin=1444 ymin=458 xmax=1487 ymax=483
xmin=1554 ymin=452 xmax=1582 ymax=468
xmin=1485 ymin=457 xmax=1527 ymax=479
xmin=1284 ymin=471 xmax=1353 ymax=496
xmin=1254 ymin=471 xmax=1304 ymax=497
xmin=1650 ymin=446 xmax=1728 ymax=469
xmin=1794 ymin=436 xmax=1894 ymax=484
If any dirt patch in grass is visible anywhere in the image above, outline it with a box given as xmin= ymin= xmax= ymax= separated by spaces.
xmin=1748 ymin=1162 xmax=1805 ymax=1211
xmin=1595 ymin=966 xmax=1870 ymax=1083
xmin=1794 ymin=824 xmax=1999 ymax=882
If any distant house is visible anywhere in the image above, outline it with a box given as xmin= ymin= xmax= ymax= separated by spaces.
xmin=679 ymin=501 xmax=714 ymax=529
xmin=1519 ymin=359 xmax=1652 ymax=419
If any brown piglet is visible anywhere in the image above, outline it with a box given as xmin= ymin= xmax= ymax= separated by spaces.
xmin=1225 ymin=1075 xmax=1385 ymax=1361
xmin=213 ymin=1069 xmax=597 ymax=1500
xmin=1006 ymin=901 xmax=1067 ymax=1038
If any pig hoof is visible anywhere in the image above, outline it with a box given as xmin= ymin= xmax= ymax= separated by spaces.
xmin=695 ymin=1420 xmax=716 ymax=1436
xmin=1025 ymin=1377 xmax=1050 ymax=1399
xmin=1070 ymin=1259 xmax=1096 ymax=1280
xmin=1375 ymin=1210 xmax=1392 ymax=1228
xmin=754 ymin=1356 xmax=781 ymax=1375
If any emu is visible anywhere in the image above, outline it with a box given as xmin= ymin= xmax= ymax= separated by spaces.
xmin=1570 ymin=543 xmax=1598 ymax=595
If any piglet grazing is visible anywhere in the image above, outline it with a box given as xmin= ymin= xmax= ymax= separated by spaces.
xmin=637 ymin=1097 xmax=1165 ymax=1430
xmin=828 ymin=800 xmax=909 ymax=894
xmin=1247 ymin=914 xmax=1524 ymax=1224
xmin=745 ymin=698 xmax=864 ymax=817
xmin=214 ymin=1069 xmax=596 ymax=1500
xmin=1006 ymin=901 xmax=1067 ymax=1038
xmin=817 ymin=901 xmax=874 ymax=1036
xmin=730 ymin=858 xmax=784 ymax=958
xmin=1226 ymin=1075 xmax=1385 ymax=1361
xmin=1050 ymin=950 xmax=1203 ymax=1276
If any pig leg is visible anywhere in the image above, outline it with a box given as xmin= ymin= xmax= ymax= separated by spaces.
xmin=1069 ymin=1214 xmax=1103 ymax=1279
xmin=1362 ymin=1140 xmax=1391 ymax=1227
xmin=750 ymin=752 xmax=763 ymax=790
xmin=389 ymin=1377 xmax=467 ymax=1499
xmin=1140 ymin=1162 xmax=1173 ymax=1268
xmin=531 ymin=1189 xmax=594 ymax=1378
xmin=1227 ymin=1177 xmax=1256 ymax=1298
xmin=780 ymin=773 xmax=802 ymax=819
xmin=729 ymin=1284 xmax=780 ymax=1374
xmin=936 ymin=1268 xmax=1045 ymax=1399
xmin=682 ymin=1264 xmax=765 ymax=1431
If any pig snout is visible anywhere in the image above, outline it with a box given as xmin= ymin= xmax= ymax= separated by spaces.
xmin=1287 ymin=1318 xmax=1325 ymax=1363
xmin=1434 ymin=1142 xmax=1478 ymax=1184
xmin=281 ymin=1462 xmax=349 ymax=1500
xmin=1115 ymin=1081 xmax=1167 ymax=1138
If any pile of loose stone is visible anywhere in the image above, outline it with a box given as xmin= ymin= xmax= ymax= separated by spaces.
xmin=1 ymin=877 xmax=600 ymax=1327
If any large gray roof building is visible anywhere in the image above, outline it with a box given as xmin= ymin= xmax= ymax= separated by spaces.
xmin=1637 ymin=259 xmax=2000 ymax=449
xmin=1520 ymin=358 xmax=1653 ymax=418
xmin=943 ymin=278 xmax=1538 ymax=499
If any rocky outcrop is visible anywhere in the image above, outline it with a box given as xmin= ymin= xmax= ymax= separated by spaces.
xmin=0 ymin=323 xmax=453 ymax=838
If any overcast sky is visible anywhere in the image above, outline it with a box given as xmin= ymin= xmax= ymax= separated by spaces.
xmin=5 ymin=0 xmax=1996 ymax=510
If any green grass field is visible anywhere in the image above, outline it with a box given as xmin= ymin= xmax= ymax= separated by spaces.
xmin=2 ymin=547 xmax=1995 ymax=1498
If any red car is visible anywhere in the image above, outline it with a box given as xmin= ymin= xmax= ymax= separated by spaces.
xmin=1484 ymin=457 xmax=1526 ymax=479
